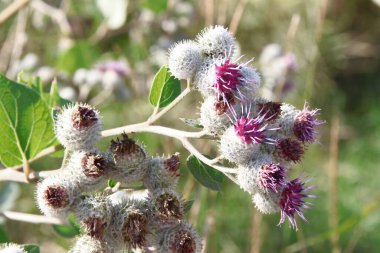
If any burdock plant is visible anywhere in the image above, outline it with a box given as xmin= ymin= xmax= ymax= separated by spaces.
xmin=0 ymin=25 xmax=323 ymax=253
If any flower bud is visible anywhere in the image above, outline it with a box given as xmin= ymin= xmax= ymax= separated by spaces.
xmin=276 ymin=138 xmax=304 ymax=163
xmin=36 ymin=173 xmax=80 ymax=218
xmin=168 ymin=40 xmax=202 ymax=80
xmin=54 ymin=103 xmax=102 ymax=151
xmin=144 ymin=154 xmax=180 ymax=191
xmin=293 ymin=104 xmax=324 ymax=143
xmin=196 ymin=25 xmax=235 ymax=58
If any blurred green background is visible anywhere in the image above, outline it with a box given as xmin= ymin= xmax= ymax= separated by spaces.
xmin=0 ymin=0 xmax=380 ymax=252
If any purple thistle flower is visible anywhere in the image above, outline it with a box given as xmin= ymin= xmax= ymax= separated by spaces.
xmin=277 ymin=138 xmax=305 ymax=163
xmin=259 ymin=163 xmax=286 ymax=192
xmin=293 ymin=103 xmax=324 ymax=143
xmin=279 ymin=178 xmax=314 ymax=230
xmin=213 ymin=58 xmax=242 ymax=94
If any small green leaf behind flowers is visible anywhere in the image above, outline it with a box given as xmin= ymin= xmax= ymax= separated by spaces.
xmin=149 ymin=66 xmax=181 ymax=108
xmin=22 ymin=244 xmax=40 ymax=253
xmin=52 ymin=214 xmax=81 ymax=238
xmin=186 ymin=155 xmax=224 ymax=191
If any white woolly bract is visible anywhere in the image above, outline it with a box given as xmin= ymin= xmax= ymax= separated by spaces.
xmin=273 ymin=103 xmax=299 ymax=138
xmin=64 ymin=150 xmax=109 ymax=193
xmin=196 ymin=25 xmax=235 ymax=58
xmin=252 ymin=191 xmax=280 ymax=214
xmin=239 ymin=66 xmax=261 ymax=98
xmin=54 ymin=103 xmax=102 ymax=151
xmin=36 ymin=173 xmax=80 ymax=218
xmin=237 ymin=155 xmax=273 ymax=194
xmin=69 ymin=235 xmax=110 ymax=253
xmin=105 ymin=198 xmax=148 ymax=250
xmin=194 ymin=58 xmax=215 ymax=96
xmin=0 ymin=243 xmax=26 ymax=253
xmin=220 ymin=127 xmax=260 ymax=165
xmin=74 ymin=195 xmax=112 ymax=230
xmin=200 ymin=96 xmax=232 ymax=135
xmin=168 ymin=40 xmax=202 ymax=80
xmin=143 ymin=157 xmax=179 ymax=191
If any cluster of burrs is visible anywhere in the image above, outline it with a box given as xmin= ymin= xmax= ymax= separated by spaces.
xmin=168 ymin=25 xmax=324 ymax=230
xmin=35 ymin=103 xmax=202 ymax=253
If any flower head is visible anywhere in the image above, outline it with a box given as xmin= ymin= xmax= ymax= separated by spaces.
xmin=293 ymin=103 xmax=324 ymax=143
xmin=257 ymin=101 xmax=282 ymax=122
xmin=259 ymin=163 xmax=286 ymax=192
xmin=279 ymin=178 xmax=314 ymax=230
xmin=122 ymin=210 xmax=149 ymax=249
xmin=54 ymin=103 xmax=101 ymax=151
xmin=196 ymin=25 xmax=235 ymax=57
xmin=168 ymin=40 xmax=202 ymax=80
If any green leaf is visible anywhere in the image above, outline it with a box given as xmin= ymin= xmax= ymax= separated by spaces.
xmin=186 ymin=155 xmax=224 ymax=191
xmin=184 ymin=200 xmax=194 ymax=213
xmin=149 ymin=66 xmax=181 ymax=108
xmin=23 ymin=244 xmax=40 ymax=253
xmin=0 ymin=75 xmax=56 ymax=167
xmin=47 ymin=79 xmax=71 ymax=108
xmin=0 ymin=225 xmax=9 ymax=243
xmin=142 ymin=0 xmax=167 ymax=13
xmin=180 ymin=118 xmax=203 ymax=129
xmin=57 ymin=41 xmax=100 ymax=74
xmin=52 ymin=214 xmax=80 ymax=238
xmin=108 ymin=179 xmax=118 ymax=188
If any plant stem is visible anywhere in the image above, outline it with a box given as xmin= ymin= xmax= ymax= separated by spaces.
xmin=0 ymin=0 xmax=31 ymax=25
xmin=0 ymin=211 xmax=65 ymax=225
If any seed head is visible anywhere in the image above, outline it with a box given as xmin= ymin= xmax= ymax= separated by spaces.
xmin=279 ymin=178 xmax=314 ymax=230
xmin=168 ymin=40 xmax=202 ymax=80
xmin=152 ymin=188 xmax=184 ymax=220
xmin=122 ymin=210 xmax=149 ymax=249
xmin=74 ymin=196 xmax=112 ymax=240
xmin=36 ymin=174 xmax=79 ymax=218
xmin=196 ymin=25 xmax=235 ymax=58
xmin=109 ymin=134 xmax=147 ymax=183
xmin=161 ymin=222 xmax=202 ymax=253
xmin=293 ymin=104 xmax=324 ymax=143
xmin=66 ymin=151 xmax=111 ymax=193
xmin=144 ymin=155 xmax=180 ymax=191
xmin=54 ymin=103 xmax=101 ymax=151
xmin=276 ymin=138 xmax=304 ymax=163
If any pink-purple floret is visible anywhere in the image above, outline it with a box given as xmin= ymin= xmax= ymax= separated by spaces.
xmin=213 ymin=59 xmax=242 ymax=94
xmin=259 ymin=163 xmax=286 ymax=192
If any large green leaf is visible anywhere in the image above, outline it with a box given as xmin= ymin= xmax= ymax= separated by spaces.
xmin=0 ymin=75 xmax=56 ymax=167
xmin=149 ymin=66 xmax=181 ymax=108
xmin=23 ymin=244 xmax=40 ymax=253
xmin=186 ymin=155 xmax=224 ymax=191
